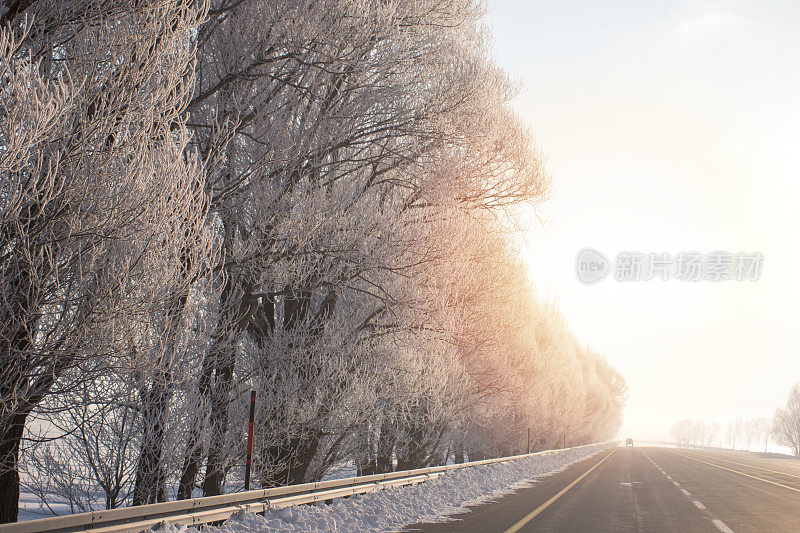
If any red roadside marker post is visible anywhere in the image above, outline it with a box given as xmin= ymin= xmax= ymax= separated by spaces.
xmin=245 ymin=390 xmax=255 ymax=490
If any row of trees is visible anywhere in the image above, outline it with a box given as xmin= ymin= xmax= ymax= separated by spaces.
xmin=670 ymin=381 xmax=800 ymax=455
xmin=0 ymin=0 xmax=627 ymax=521
xmin=669 ymin=418 xmax=770 ymax=451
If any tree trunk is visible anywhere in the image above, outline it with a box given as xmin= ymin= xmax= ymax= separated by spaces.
xmin=255 ymin=284 xmax=335 ymax=488
xmin=201 ymin=343 xmax=236 ymax=496
xmin=201 ymin=275 xmax=259 ymax=496
xmin=287 ymin=430 xmax=323 ymax=485
xmin=176 ymin=351 xmax=215 ymax=499
xmin=132 ymin=368 xmax=171 ymax=506
xmin=261 ymin=427 xmax=324 ymax=486
xmin=132 ymin=284 xmax=189 ymax=505
xmin=355 ymin=423 xmax=376 ymax=477
xmin=0 ymin=413 xmax=26 ymax=523
xmin=376 ymin=418 xmax=395 ymax=473
xmin=178 ymin=276 xmax=235 ymax=499
xmin=453 ymin=441 xmax=465 ymax=464
xmin=396 ymin=410 xmax=431 ymax=471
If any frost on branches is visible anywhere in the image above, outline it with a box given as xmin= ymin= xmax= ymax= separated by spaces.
xmin=0 ymin=0 xmax=626 ymax=522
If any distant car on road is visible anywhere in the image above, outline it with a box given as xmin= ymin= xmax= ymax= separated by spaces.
xmin=625 ymin=438 xmax=634 ymax=447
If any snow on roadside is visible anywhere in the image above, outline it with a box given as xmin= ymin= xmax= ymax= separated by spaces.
xmin=154 ymin=443 xmax=613 ymax=533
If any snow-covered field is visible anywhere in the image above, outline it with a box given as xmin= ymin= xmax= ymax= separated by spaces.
xmin=154 ymin=443 xmax=613 ymax=533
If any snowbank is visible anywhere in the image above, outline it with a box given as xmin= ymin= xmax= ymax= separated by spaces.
xmin=152 ymin=443 xmax=612 ymax=533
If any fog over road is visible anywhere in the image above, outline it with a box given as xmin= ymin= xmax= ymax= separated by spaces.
xmin=407 ymin=446 xmax=800 ymax=532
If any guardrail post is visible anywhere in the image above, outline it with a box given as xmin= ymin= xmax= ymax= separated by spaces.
xmin=245 ymin=390 xmax=256 ymax=490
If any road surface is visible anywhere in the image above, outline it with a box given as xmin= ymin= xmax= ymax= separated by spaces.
xmin=406 ymin=446 xmax=800 ymax=532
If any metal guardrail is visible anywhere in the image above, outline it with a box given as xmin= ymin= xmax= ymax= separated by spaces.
xmin=2 ymin=442 xmax=608 ymax=533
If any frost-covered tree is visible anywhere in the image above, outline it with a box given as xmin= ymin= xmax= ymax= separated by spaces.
xmin=773 ymin=383 xmax=800 ymax=456
xmin=0 ymin=0 xmax=211 ymax=520
xmin=745 ymin=417 xmax=770 ymax=452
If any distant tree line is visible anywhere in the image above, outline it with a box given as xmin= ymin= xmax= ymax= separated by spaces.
xmin=670 ymin=381 xmax=800 ymax=455
xmin=669 ymin=418 xmax=770 ymax=451
xmin=0 ymin=0 xmax=627 ymax=521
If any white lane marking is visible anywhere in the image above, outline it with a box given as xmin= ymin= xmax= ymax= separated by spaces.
xmin=503 ymin=449 xmax=615 ymax=533
xmin=694 ymin=452 xmax=800 ymax=480
xmin=644 ymin=446 xmax=720 ymax=522
xmin=653 ymin=451 xmax=735 ymax=531
xmin=672 ymin=451 xmax=800 ymax=494
xmin=713 ymin=519 xmax=735 ymax=533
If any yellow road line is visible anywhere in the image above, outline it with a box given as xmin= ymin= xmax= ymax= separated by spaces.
xmin=504 ymin=448 xmax=616 ymax=533
xmin=671 ymin=451 xmax=800 ymax=494
xmin=690 ymin=452 xmax=800 ymax=480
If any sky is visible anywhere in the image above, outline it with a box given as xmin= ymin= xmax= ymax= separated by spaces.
xmin=485 ymin=0 xmax=800 ymax=445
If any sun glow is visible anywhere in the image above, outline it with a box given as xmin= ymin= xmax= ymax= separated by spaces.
xmin=488 ymin=0 xmax=800 ymax=445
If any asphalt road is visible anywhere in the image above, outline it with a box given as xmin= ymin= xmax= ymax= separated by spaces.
xmin=405 ymin=446 xmax=800 ymax=532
